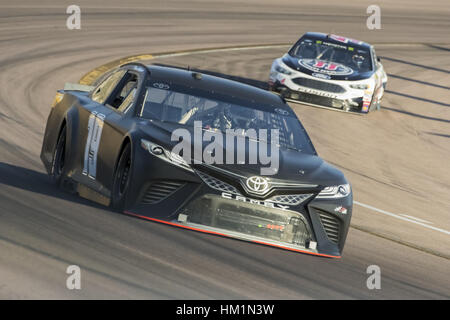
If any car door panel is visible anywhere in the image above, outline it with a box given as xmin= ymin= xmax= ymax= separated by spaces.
xmin=68 ymin=70 xmax=127 ymax=193
xmin=78 ymin=68 xmax=143 ymax=196
xmin=67 ymin=99 xmax=111 ymax=191
xmin=93 ymin=109 xmax=129 ymax=196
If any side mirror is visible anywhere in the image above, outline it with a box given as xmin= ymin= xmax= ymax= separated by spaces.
xmin=377 ymin=57 xmax=381 ymax=62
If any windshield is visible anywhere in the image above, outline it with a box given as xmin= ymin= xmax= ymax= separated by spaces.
xmin=140 ymin=85 xmax=315 ymax=154
xmin=289 ymin=37 xmax=373 ymax=73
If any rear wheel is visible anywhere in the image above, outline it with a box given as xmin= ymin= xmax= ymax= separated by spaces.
xmin=111 ymin=143 xmax=132 ymax=211
xmin=51 ymin=125 xmax=67 ymax=186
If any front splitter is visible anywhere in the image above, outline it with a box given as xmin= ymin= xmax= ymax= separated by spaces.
xmin=123 ymin=210 xmax=341 ymax=259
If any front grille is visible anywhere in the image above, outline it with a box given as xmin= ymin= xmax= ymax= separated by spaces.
xmin=318 ymin=211 xmax=340 ymax=243
xmin=295 ymin=92 xmax=344 ymax=109
xmin=184 ymin=195 xmax=311 ymax=246
xmin=141 ymin=181 xmax=184 ymax=204
xmin=196 ymin=171 xmax=241 ymax=195
xmin=269 ymin=194 xmax=313 ymax=206
xmin=197 ymin=171 xmax=313 ymax=206
xmin=292 ymin=78 xmax=346 ymax=93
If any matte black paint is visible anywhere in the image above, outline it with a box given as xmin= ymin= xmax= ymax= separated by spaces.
xmin=40 ymin=64 xmax=353 ymax=257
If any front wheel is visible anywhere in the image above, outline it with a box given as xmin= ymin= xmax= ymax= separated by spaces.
xmin=51 ymin=125 xmax=67 ymax=186
xmin=111 ymin=143 xmax=133 ymax=211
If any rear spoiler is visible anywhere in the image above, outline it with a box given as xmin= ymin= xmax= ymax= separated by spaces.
xmin=63 ymin=82 xmax=95 ymax=92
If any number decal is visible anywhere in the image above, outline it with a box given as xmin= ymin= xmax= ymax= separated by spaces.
xmin=299 ymin=58 xmax=354 ymax=76
xmin=313 ymin=60 xmax=325 ymax=68
xmin=313 ymin=60 xmax=338 ymax=71
xmin=83 ymin=111 xmax=105 ymax=179
xmin=325 ymin=63 xmax=338 ymax=71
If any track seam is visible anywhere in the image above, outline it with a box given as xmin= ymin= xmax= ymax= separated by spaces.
xmin=350 ymin=224 xmax=450 ymax=260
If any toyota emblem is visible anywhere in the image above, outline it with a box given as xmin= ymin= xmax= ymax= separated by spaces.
xmin=246 ymin=176 xmax=270 ymax=194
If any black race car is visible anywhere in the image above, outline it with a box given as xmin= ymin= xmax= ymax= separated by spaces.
xmin=41 ymin=63 xmax=353 ymax=258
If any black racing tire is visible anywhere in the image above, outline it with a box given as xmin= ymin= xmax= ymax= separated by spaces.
xmin=51 ymin=125 xmax=67 ymax=186
xmin=111 ymin=143 xmax=133 ymax=211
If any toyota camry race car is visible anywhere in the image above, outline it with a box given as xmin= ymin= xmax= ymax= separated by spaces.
xmin=269 ymin=32 xmax=387 ymax=113
xmin=41 ymin=63 xmax=353 ymax=258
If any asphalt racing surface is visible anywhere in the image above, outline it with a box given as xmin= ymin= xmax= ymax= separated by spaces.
xmin=0 ymin=0 xmax=449 ymax=299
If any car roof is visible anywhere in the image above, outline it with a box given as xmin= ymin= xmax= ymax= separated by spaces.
xmin=142 ymin=65 xmax=291 ymax=113
xmin=302 ymin=32 xmax=372 ymax=51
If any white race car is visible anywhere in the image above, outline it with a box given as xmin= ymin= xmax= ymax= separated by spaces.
xmin=269 ymin=32 xmax=387 ymax=113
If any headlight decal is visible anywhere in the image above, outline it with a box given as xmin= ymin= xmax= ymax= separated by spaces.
xmin=349 ymin=83 xmax=369 ymax=90
xmin=316 ymin=184 xmax=351 ymax=199
xmin=274 ymin=62 xmax=293 ymax=75
xmin=141 ymin=139 xmax=193 ymax=172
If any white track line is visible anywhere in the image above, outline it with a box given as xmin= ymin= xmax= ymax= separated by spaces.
xmin=153 ymin=44 xmax=289 ymax=59
xmin=354 ymin=201 xmax=450 ymax=236
xmin=400 ymin=214 xmax=433 ymax=224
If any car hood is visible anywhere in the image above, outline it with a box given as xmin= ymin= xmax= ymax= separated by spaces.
xmin=139 ymin=121 xmax=346 ymax=187
xmin=209 ymin=150 xmax=345 ymax=187
xmin=281 ymin=54 xmax=374 ymax=81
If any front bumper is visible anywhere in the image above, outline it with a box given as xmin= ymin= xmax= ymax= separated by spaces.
xmin=270 ymin=81 xmax=371 ymax=114
xmin=269 ymin=64 xmax=375 ymax=114
xmin=126 ymin=157 xmax=352 ymax=258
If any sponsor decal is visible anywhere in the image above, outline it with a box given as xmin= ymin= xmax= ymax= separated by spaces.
xmin=322 ymin=41 xmax=347 ymax=50
xmin=330 ymin=34 xmax=349 ymax=43
xmin=298 ymin=58 xmax=353 ymax=76
xmin=83 ymin=111 xmax=105 ymax=179
xmin=275 ymin=108 xmax=290 ymax=116
xmin=330 ymin=34 xmax=364 ymax=45
xmin=311 ymin=72 xmax=331 ymax=80
xmin=362 ymin=88 xmax=373 ymax=112
xmin=264 ymin=224 xmax=285 ymax=231
xmin=334 ymin=206 xmax=348 ymax=214
xmin=297 ymin=87 xmax=338 ymax=98
xmin=221 ymin=192 xmax=290 ymax=211
xmin=152 ymin=82 xmax=170 ymax=90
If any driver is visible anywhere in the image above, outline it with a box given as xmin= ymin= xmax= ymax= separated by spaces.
xmin=213 ymin=104 xmax=236 ymax=130
xmin=352 ymin=54 xmax=365 ymax=70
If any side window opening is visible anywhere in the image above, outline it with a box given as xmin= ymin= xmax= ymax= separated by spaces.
xmin=118 ymin=87 xmax=137 ymax=113
xmin=91 ymin=70 xmax=126 ymax=105
xmin=107 ymin=72 xmax=139 ymax=110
